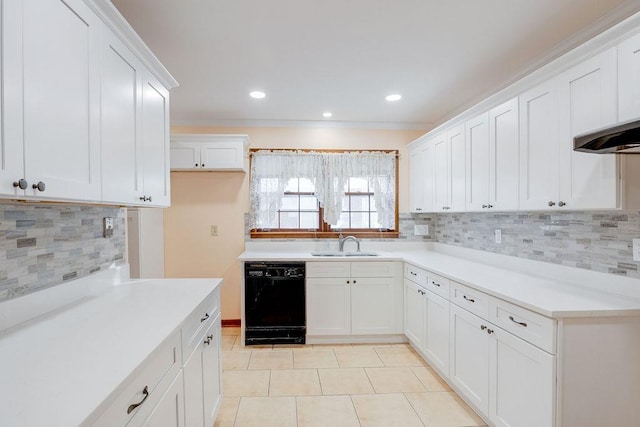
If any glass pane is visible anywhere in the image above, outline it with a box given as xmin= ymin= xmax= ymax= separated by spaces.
xmin=279 ymin=212 xmax=299 ymax=228
xmin=299 ymin=178 xmax=315 ymax=192
xmin=370 ymin=212 xmax=381 ymax=229
xmin=349 ymin=177 xmax=369 ymax=192
xmin=300 ymin=195 xmax=318 ymax=211
xmin=300 ymin=212 xmax=319 ymax=229
xmin=334 ymin=212 xmax=350 ymax=229
xmin=284 ymin=178 xmax=299 ymax=192
xmin=350 ymin=212 xmax=369 ymax=228
xmin=350 ymin=195 xmax=369 ymax=211
xmin=341 ymin=196 xmax=350 ymax=211
xmin=281 ymin=195 xmax=298 ymax=210
xmin=370 ymin=196 xmax=377 ymax=211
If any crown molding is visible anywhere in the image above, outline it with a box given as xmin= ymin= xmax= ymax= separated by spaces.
xmin=171 ymin=118 xmax=433 ymax=131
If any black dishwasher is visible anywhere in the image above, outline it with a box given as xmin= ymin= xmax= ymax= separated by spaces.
xmin=244 ymin=262 xmax=306 ymax=345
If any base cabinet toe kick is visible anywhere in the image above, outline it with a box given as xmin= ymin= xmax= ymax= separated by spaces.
xmin=404 ymin=263 xmax=640 ymax=427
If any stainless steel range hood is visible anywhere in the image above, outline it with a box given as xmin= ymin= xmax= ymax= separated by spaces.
xmin=574 ymin=119 xmax=640 ymax=153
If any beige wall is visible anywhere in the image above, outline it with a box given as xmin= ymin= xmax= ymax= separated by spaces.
xmin=164 ymin=126 xmax=424 ymax=320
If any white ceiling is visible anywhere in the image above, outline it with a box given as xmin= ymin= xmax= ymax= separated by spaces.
xmin=112 ymin=0 xmax=640 ymax=130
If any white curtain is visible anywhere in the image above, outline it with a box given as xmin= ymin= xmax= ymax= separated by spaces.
xmin=249 ymin=150 xmax=396 ymax=229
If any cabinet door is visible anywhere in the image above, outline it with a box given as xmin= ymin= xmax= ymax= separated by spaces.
xmin=404 ymin=279 xmax=426 ymax=353
xmin=201 ymin=142 xmax=245 ymax=171
xmin=489 ymin=327 xmax=555 ymax=427
xmin=170 ymin=143 xmax=201 ymax=170
xmin=351 ymin=277 xmax=395 ymax=335
xmin=450 ymin=305 xmax=490 ymax=417
xmin=21 ymin=0 xmax=101 ymax=201
xmin=466 ymin=113 xmax=490 ymax=211
xmin=306 ymin=278 xmax=350 ymax=335
xmin=433 ymin=133 xmax=450 ymax=211
xmin=424 ymin=290 xmax=450 ymax=376
xmin=100 ymin=31 xmax=144 ymax=205
xmin=489 ymin=98 xmax=519 ymax=211
xmin=141 ymin=71 xmax=171 ymax=206
xmin=409 ymin=145 xmax=426 ymax=213
xmin=203 ymin=315 xmax=222 ymax=427
xmin=0 ymin=0 xmax=25 ymax=197
xmin=519 ymin=79 xmax=560 ymax=210
xmin=558 ymin=48 xmax=618 ymax=210
xmin=448 ymin=126 xmax=466 ymax=211
xmin=619 ymin=32 xmax=640 ymax=122
xmin=142 ymin=372 xmax=185 ymax=427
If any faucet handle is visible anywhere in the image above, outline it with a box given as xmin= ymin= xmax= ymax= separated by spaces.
xmin=339 ymin=233 xmax=343 ymax=240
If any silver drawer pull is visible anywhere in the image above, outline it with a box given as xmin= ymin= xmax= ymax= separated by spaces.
xmin=463 ymin=295 xmax=475 ymax=303
xmin=509 ymin=316 xmax=528 ymax=327
xmin=431 ymin=281 xmax=441 ymax=287
xmin=204 ymin=334 xmax=213 ymax=345
xmin=127 ymin=386 xmax=149 ymax=414
xmin=410 ymin=271 xmax=417 ymax=276
xmin=200 ymin=313 xmax=210 ymax=322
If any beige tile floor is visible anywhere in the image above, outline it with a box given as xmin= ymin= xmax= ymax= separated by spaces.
xmin=216 ymin=327 xmax=487 ymax=427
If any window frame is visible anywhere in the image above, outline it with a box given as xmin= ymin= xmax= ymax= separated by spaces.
xmin=249 ymin=148 xmax=399 ymax=239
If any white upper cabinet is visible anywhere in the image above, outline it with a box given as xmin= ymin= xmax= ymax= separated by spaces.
xmin=433 ymin=127 xmax=465 ymax=212
xmin=0 ymin=0 xmax=176 ymax=206
xmin=489 ymin=98 xmax=519 ymax=211
xmin=618 ymin=32 xmax=640 ymax=122
xmin=100 ymin=31 xmax=144 ymax=205
xmin=409 ymin=141 xmax=435 ymax=213
xmin=519 ymin=79 xmax=561 ymax=210
xmin=558 ymin=48 xmax=618 ymax=210
xmin=141 ymin=73 xmax=171 ymax=206
xmin=465 ymin=113 xmax=490 ymax=211
xmin=3 ymin=0 xmax=102 ymax=202
xmin=170 ymin=135 xmax=250 ymax=172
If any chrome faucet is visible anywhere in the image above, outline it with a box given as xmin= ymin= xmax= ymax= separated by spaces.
xmin=338 ymin=233 xmax=360 ymax=252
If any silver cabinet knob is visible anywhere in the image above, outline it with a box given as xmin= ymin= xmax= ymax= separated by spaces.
xmin=548 ymin=201 xmax=556 ymax=207
xmin=32 ymin=181 xmax=46 ymax=192
xmin=482 ymin=204 xmax=488 ymax=208
xmin=488 ymin=204 xmax=493 ymax=208
xmin=13 ymin=179 xmax=28 ymax=190
xmin=558 ymin=201 xmax=566 ymax=207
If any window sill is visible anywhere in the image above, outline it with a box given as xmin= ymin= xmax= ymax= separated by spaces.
xmin=250 ymin=231 xmax=399 ymax=239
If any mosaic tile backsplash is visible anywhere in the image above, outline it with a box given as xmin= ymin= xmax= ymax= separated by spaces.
xmin=0 ymin=203 xmax=126 ymax=302
xmin=432 ymin=211 xmax=640 ymax=279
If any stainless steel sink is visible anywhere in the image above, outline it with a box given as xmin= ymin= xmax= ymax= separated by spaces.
xmin=310 ymin=251 xmax=378 ymax=257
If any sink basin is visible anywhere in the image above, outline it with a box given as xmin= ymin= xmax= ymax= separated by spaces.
xmin=310 ymin=251 xmax=378 ymax=257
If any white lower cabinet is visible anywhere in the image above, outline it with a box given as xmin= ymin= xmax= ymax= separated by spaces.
xmin=306 ymin=261 xmax=401 ymax=337
xmin=404 ymin=278 xmax=426 ymax=350
xmin=450 ymin=304 xmax=490 ymax=416
xmin=143 ymin=372 xmax=186 ymax=427
xmin=489 ymin=326 xmax=555 ymax=427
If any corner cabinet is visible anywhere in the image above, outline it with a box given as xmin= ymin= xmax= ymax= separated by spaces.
xmin=0 ymin=0 xmax=176 ymax=206
xmin=170 ymin=134 xmax=250 ymax=172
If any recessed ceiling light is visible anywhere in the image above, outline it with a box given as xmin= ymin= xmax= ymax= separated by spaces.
xmin=323 ymin=112 xmax=332 ymax=118
xmin=385 ymin=94 xmax=402 ymax=102
xmin=249 ymin=91 xmax=266 ymax=99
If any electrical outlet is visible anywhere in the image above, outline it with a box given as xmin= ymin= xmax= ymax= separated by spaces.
xmin=210 ymin=225 xmax=218 ymax=237
xmin=495 ymin=229 xmax=502 ymax=244
xmin=103 ymin=217 xmax=114 ymax=238
xmin=633 ymin=238 xmax=640 ymax=261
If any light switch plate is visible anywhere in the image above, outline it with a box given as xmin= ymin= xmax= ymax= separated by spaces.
xmin=633 ymin=238 xmax=640 ymax=261
xmin=103 ymin=217 xmax=114 ymax=238
xmin=495 ymin=229 xmax=502 ymax=244
xmin=414 ymin=224 xmax=429 ymax=236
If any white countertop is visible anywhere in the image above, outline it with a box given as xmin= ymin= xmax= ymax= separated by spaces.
xmin=0 ymin=275 xmax=221 ymax=427
xmin=240 ymin=245 xmax=640 ymax=318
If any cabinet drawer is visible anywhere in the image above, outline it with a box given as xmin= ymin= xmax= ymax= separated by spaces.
xmin=405 ymin=263 xmax=427 ymax=285
xmin=451 ymin=282 xmax=489 ymax=319
xmin=182 ymin=290 xmax=220 ymax=362
xmin=489 ymin=298 xmax=557 ymax=354
xmin=306 ymin=261 xmax=351 ymax=277
xmin=425 ymin=272 xmax=450 ymax=299
xmin=351 ymin=261 xmax=397 ymax=278
xmin=93 ymin=331 xmax=182 ymax=426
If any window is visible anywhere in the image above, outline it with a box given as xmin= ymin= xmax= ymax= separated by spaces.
xmin=249 ymin=150 xmax=398 ymax=238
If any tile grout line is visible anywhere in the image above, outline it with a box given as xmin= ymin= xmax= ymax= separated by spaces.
xmin=402 ymin=392 xmax=427 ymax=427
